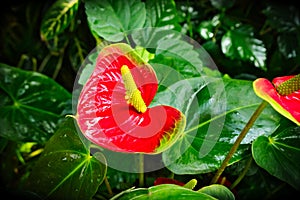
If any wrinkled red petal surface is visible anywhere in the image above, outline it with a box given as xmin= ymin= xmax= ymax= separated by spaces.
xmin=253 ymin=77 xmax=300 ymax=125
xmin=77 ymin=44 xmax=185 ymax=153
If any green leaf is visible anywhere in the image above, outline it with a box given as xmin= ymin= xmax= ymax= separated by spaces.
xmin=198 ymin=184 xmax=235 ymax=200
xmin=0 ymin=64 xmax=71 ymax=143
xmin=263 ymin=4 xmax=300 ymax=33
xmin=252 ymin=126 xmax=300 ymax=190
xmin=85 ymin=0 xmax=146 ymax=42
xmin=111 ymin=184 xmax=218 ymax=200
xmin=144 ymin=0 xmax=180 ymax=29
xmin=134 ymin=46 xmax=155 ymax=63
xmin=67 ymin=37 xmax=87 ymax=71
xmin=41 ymin=0 xmax=79 ymax=41
xmin=149 ymin=38 xmax=204 ymax=80
xmin=44 ymin=34 xmax=69 ymax=54
xmin=236 ymin=166 xmax=299 ymax=199
xmin=262 ymin=4 xmax=300 ymax=60
xmin=277 ymin=32 xmax=300 ymax=59
xmin=198 ymin=18 xmax=218 ymax=40
xmin=25 ymin=118 xmax=107 ymax=199
xmin=202 ymin=41 xmax=245 ymax=77
xmin=104 ymin=167 xmax=139 ymax=191
xmin=131 ymin=0 xmax=181 ymax=47
xmin=221 ymin=25 xmax=266 ymax=70
xmin=160 ymin=77 xmax=285 ymax=174
xmin=78 ymin=49 xmax=100 ymax=86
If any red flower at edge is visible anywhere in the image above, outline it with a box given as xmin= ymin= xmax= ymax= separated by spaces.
xmin=253 ymin=74 xmax=300 ymax=126
xmin=76 ymin=43 xmax=186 ymax=154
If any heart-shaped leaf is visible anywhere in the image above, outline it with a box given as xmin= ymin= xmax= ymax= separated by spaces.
xmin=0 ymin=64 xmax=71 ymax=143
xmin=252 ymin=126 xmax=300 ymax=190
xmin=198 ymin=184 xmax=235 ymax=200
xmin=159 ymin=77 xmax=286 ymax=174
xmin=25 ymin=118 xmax=107 ymax=199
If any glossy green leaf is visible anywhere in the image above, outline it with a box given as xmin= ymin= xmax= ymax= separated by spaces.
xmin=41 ymin=0 xmax=79 ymax=41
xmin=25 ymin=118 xmax=107 ymax=199
xmin=252 ymin=126 xmax=300 ymax=190
xmin=159 ymin=77 xmax=285 ymax=174
xmin=149 ymin=38 xmax=204 ymax=80
xmin=144 ymin=0 xmax=180 ymax=29
xmin=202 ymin=41 xmax=246 ymax=78
xmin=0 ymin=64 xmax=71 ymax=143
xmin=198 ymin=20 xmax=216 ymax=40
xmin=198 ymin=184 xmax=235 ymax=200
xmin=132 ymin=0 xmax=181 ymax=47
xmin=85 ymin=0 xmax=146 ymax=42
xmin=111 ymin=184 xmax=219 ymax=200
xmin=221 ymin=25 xmax=266 ymax=70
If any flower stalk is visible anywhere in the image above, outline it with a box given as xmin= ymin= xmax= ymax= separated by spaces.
xmin=139 ymin=153 xmax=144 ymax=187
xmin=210 ymin=100 xmax=268 ymax=184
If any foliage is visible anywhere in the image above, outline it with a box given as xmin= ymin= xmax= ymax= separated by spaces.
xmin=0 ymin=0 xmax=299 ymax=199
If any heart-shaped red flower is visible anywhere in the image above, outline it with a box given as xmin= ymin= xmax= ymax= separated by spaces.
xmin=76 ymin=43 xmax=186 ymax=154
xmin=253 ymin=74 xmax=300 ymax=126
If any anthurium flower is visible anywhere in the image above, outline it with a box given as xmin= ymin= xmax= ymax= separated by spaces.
xmin=76 ymin=43 xmax=186 ymax=154
xmin=253 ymin=74 xmax=300 ymax=126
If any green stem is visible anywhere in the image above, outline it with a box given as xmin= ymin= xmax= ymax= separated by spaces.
xmin=210 ymin=100 xmax=268 ymax=184
xmin=104 ymin=176 xmax=113 ymax=196
xmin=17 ymin=54 xmax=28 ymax=68
xmin=139 ymin=153 xmax=144 ymax=187
xmin=52 ymin=52 xmax=64 ymax=80
xmin=124 ymin=34 xmax=131 ymax=45
xmin=15 ymin=149 xmax=26 ymax=165
xmin=230 ymin=156 xmax=253 ymax=189
xmin=38 ymin=53 xmax=52 ymax=72
xmin=264 ymin=183 xmax=286 ymax=200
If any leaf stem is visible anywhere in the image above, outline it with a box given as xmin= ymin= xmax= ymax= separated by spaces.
xmin=52 ymin=52 xmax=64 ymax=80
xmin=230 ymin=156 xmax=253 ymax=189
xmin=38 ymin=53 xmax=52 ymax=72
xmin=104 ymin=176 xmax=113 ymax=196
xmin=124 ymin=34 xmax=131 ymax=45
xmin=210 ymin=100 xmax=268 ymax=184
